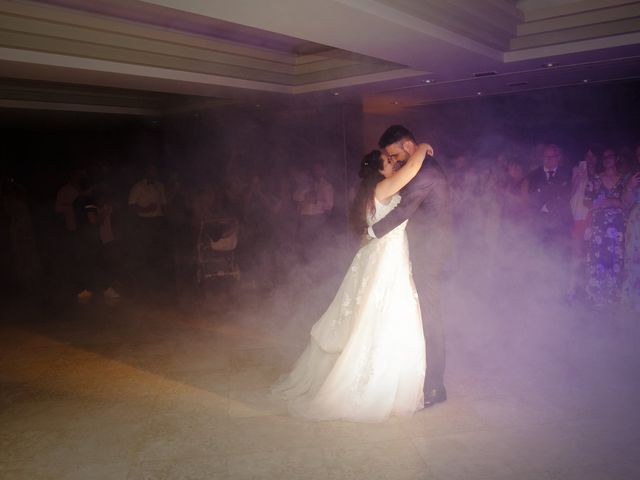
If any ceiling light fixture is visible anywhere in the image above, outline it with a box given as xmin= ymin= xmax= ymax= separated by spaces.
xmin=392 ymin=101 xmax=399 ymax=105
xmin=332 ymin=92 xmax=340 ymax=96
xmin=542 ymin=62 xmax=559 ymax=67
xmin=476 ymin=91 xmax=483 ymax=96
xmin=581 ymin=79 xmax=591 ymax=83
xmin=423 ymin=79 xmax=434 ymax=84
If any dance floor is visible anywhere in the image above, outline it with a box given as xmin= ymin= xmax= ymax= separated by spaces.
xmin=1 ymin=286 xmax=639 ymax=480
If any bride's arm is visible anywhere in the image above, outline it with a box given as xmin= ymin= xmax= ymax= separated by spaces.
xmin=375 ymin=144 xmax=429 ymax=202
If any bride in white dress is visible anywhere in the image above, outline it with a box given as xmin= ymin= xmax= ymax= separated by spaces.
xmin=271 ymin=145 xmax=430 ymax=422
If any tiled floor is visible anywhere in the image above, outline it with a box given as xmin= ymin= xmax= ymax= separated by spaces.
xmin=1 ymin=283 xmax=639 ymax=479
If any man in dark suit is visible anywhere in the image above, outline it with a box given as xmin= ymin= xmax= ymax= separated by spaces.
xmin=370 ymin=125 xmax=452 ymax=407
xmin=527 ymin=144 xmax=573 ymax=247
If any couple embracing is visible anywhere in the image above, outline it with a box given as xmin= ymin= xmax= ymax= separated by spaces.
xmin=272 ymin=125 xmax=452 ymax=422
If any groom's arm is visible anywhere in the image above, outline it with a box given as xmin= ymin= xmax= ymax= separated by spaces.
xmin=371 ymin=173 xmax=431 ymax=238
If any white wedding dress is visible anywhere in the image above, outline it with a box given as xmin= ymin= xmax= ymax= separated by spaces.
xmin=271 ymin=194 xmax=425 ymax=422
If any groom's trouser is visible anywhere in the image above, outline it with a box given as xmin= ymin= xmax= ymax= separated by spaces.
xmin=413 ymin=255 xmax=446 ymax=393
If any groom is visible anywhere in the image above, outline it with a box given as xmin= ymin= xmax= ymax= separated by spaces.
xmin=370 ymin=125 xmax=452 ymax=407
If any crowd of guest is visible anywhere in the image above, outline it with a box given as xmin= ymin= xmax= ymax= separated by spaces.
xmin=2 ymin=138 xmax=639 ymax=315
xmin=445 ymin=142 xmax=640 ymax=312
xmin=1 ymin=156 xmax=337 ymax=306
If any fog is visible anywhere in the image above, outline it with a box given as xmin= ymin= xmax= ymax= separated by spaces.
xmin=2 ymin=82 xmax=639 ymax=433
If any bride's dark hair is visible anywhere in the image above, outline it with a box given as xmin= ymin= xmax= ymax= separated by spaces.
xmin=350 ymin=150 xmax=385 ymax=234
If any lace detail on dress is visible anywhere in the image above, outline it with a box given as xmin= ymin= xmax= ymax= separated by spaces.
xmin=333 ymin=292 xmax=352 ymax=330
xmin=353 ymin=344 xmax=376 ymax=397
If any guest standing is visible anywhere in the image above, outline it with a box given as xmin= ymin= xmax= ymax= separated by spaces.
xmin=584 ymin=149 xmax=628 ymax=306
xmin=270 ymin=173 xmax=298 ymax=284
xmin=622 ymin=167 xmax=640 ymax=312
xmin=567 ymin=146 xmax=600 ymax=299
xmin=73 ymin=182 xmax=121 ymax=305
xmin=54 ymin=167 xmax=84 ymax=233
xmin=527 ymin=144 xmax=573 ymax=249
xmin=241 ymin=173 xmax=275 ymax=287
xmin=502 ymin=156 xmax=530 ymax=226
xmin=128 ymin=164 xmax=169 ymax=295
xmin=53 ymin=167 xmax=86 ymax=291
xmin=297 ymin=163 xmax=334 ymax=263
xmin=1 ymin=177 xmax=42 ymax=294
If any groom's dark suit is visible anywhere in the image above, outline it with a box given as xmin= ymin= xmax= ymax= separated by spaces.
xmin=372 ymin=155 xmax=452 ymax=396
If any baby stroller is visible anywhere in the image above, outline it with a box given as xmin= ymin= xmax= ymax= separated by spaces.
xmin=196 ymin=217 xmax=240 ymax=283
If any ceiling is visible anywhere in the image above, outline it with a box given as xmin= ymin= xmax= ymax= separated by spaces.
xmin=0 ymin=0 xmax=639 ymax=116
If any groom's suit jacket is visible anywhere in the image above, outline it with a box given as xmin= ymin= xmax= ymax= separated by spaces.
xmin=372 ymin=155 xmax=452 ymax=272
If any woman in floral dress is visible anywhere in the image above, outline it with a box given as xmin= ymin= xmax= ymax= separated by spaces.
xmin=622 ymin=149 xmax=640 ymax=312
xmin=583 ymin=149 xmax=628 ymax=306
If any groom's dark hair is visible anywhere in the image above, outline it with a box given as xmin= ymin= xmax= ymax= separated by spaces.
xmin=378 ymin=125 xmax=416 ymax=148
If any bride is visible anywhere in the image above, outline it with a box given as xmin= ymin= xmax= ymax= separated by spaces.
xmin=271 ymin=144 xmax=430 ymax=422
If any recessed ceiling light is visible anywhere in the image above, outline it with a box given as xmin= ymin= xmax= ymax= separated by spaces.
xmin=423 ymin=79 xmax=435 ymax=84
xmin=542 ymin=62 xmax=559 ymax=67
xmin=332 ymin=92 xmax=340 ymax=96
xmin=476 ymin=91 xmax=483 ymax=96
xmin=581 ymin=79 xmax=591 ymax=83
xmin=392 ymin=101 xmax=399 ymax=105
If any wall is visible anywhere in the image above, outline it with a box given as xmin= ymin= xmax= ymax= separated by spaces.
xmin=161 ymin=102 xmax=364 ymax=227
xmin=363 ymin=81 xmax=640 ymax=164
